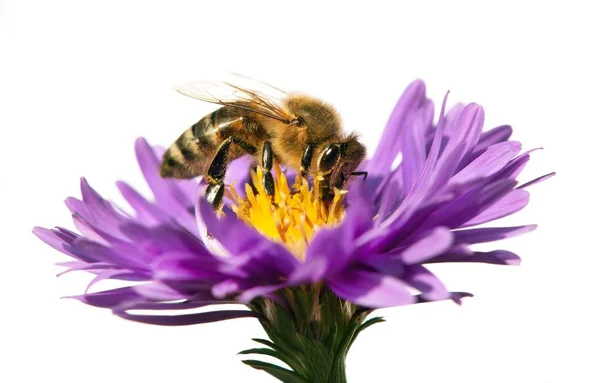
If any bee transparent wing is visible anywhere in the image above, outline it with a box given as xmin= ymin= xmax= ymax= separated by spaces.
xmin=174 ymin=80 xmax=293 ymax=123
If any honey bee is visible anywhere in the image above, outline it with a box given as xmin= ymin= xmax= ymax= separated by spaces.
xmin=160 ymin=77 xmax=367 ymax=208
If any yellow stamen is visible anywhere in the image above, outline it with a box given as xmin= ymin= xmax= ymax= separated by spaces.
xmin=231 ymin=166 xmax=346 ymax=260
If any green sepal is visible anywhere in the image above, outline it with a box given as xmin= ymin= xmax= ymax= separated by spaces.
xmin=349 ymin=316 xmax=385 ymax=348
xmin=243 ymin=286 xmax=385 ymax=383
xmin=242 ymin=360 xmax=308 ymax=383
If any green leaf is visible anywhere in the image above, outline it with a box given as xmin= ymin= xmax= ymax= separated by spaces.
xmin=348 ymin=316 xmax=385 ymax=349
xmin=249 ymin=339 xmax=307 ymax=375
xmin=238 ymin=347 xmax=278 ymax=357
xmin=358 ymin=316 xmax=385 ymax=332
xmin=242 ymin=360 xmax=308 ymax=383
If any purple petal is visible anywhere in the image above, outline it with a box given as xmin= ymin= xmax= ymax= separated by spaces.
xmin=345 ymin=183 xmax=377 ymax=238
xmin=115 ymin=310 xmax=259 ymax=326
xmin=133 ymin=282 xmax=191 ymax=300
xmin=517 ymin=172 xmax=556 ymax=189
xmin=67 ymin=236 xmax=149 ymax=272
xmin=453 ymin=225 xmax=536 ymax=244
xmin=198 ymin=199 xmax=268 ymax=254
xmin=152 ymin=252 xmax=222 ymax=281
xmin=288 ymin=257 xmax=329 ymax=285
xmin=420 ymin=179 xmax=518 ymax=230
xmin=404 ymin=265 xmax=450 ymax=301
xmin=428 ymin=104 xmax=485 ymax=194
xmin=376 ymin=91 xmax=451 ymax=231
xmin=400 ymin=227 xmax=454 ymax=264
xmin=461 ymin=189 xmax=529 ymax=227
xmin=414 ymin=291 xmax=473 ymax=305
xmin=57 ymin=262 xmax=114 ymax=277
xmin=135 ymin=138 xmax=197 ymax=233
xmin=69 ymin=286 xmax=143 ymax=309
xmin=33 ymin=227 xmax=81 ymax=260
xmin=78 ymin=178 xmax=130 ymax=241
xmin=399 ymin=100 xmax=435 ymax=193
xmin=115 ymin=299 xmax=227 ymax=312
xmin=212 ymin=279 xmax=243 ymax=299
xmin=304 ymin=225 xmax=353 ymax=276
xmin=116 ymin=181 xmax=171 ymax=225
xmin=225 ymin=155 xmax=255 ymax=197
xmin=491 ymin=148 xmax=540 ymax=182
xmin=84 ymin=269 xmax=135 ymax=294
xmin=427 ymin=250 xmax=521 ymax=265
xmin=448 ymin=141 xmax=522 ymax=188
xmin=328 ymin=270 xmax=415 ymax=308
xmin=238 ymin=284 xmax=284 ymax=303
xmin=465 ymin=125 xmax=513 ymax=165
xmin=369 ymin=80 xmax=429 ymax=173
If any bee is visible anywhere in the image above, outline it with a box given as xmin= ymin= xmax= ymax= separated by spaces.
xmin=160 ymin=77 xmax=367 ymax=208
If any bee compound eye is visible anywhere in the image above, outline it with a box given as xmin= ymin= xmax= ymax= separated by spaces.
xmin=318 ymin=144 xmax=341 ymax=172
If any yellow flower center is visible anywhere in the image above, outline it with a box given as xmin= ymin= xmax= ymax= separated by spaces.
xmin=230 ymin=166 xmax=346 ymax=260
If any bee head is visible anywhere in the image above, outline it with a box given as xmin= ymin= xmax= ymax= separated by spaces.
xmin=321 ymin=134 xmax=366 ymax=190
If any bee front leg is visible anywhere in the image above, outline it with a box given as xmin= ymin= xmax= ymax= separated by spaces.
xmin=261 ymin=141 xmax=275 ymax=197
xmin=294 ymin=144 xmax=314 ymax=187
xmin=350 ymin=171 xmax=368 ymax=180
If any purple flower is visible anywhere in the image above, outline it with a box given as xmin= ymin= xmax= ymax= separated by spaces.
xmin=34 ymin=80 xmax=552 ymax=323
xmin=34 ymin=80 xmax=553 ymax=381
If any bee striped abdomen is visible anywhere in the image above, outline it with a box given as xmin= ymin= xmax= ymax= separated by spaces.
xmin=160 ymin=107 xmax=248 ymax=179
xmin=161 ymin=112 xmax=220 ymax=179
xmin=176 ymin=132 xmax=197 ymax=162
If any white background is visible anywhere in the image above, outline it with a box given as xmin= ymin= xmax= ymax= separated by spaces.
xmin=1 ymin=1 xmax=598 ymax=382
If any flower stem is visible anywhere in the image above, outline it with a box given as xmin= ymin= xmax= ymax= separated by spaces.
xmin=242 ymin=286 xmax=383 ymax=383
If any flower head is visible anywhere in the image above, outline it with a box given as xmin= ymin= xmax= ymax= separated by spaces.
xmin=35 ymin=80 xmax=553 ymax=324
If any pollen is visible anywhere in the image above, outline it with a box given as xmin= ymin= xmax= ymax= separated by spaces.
xmin=230 ymin=166 xmax=346 ymax=260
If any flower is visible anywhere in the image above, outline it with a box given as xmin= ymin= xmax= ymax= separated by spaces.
xmin=34 ymin=80 xmax=553 ymax=381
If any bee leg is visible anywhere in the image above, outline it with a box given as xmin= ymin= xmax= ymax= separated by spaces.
xmin=261 ymin=141 xmax=275 ymax=197
xmin=205 ymin=137 xmax=259 ymax=209
xmin=247 ymin=163 xmax=259 ymax=195
xmin=205 ymin=138 xmax=233 ymax=209
xmin=350 ymin=171 xmax=368 ymax=180
xmin=300 ymin=144 xmax=314 ymax=182
xmin=292 ymin=143 xmax=314 ymax=190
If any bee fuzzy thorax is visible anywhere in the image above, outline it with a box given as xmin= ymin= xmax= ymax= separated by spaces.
xmin=230 ymin=166 xmax=346 ymax=260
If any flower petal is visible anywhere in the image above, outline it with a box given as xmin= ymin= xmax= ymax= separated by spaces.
xmin=448 ymin=141 xmax=522 ymax=188
xmin=399 ymin=100 xmax=434 ymax=193
xmin=461 ymin=189 xmax=529 ymax=227
xmin=33 ymin=227 xmax=81 ymax=260
xmin=517 ymin=172 xmax=556 ymax=189
xmin=420 ymin=179 xmax=518 ymax=230
xmin=400 ymin=227 xmax=454 ymax=264
xmin=429 ymin=103 xmax=485 ymax=194
xmin=152 ymin=252 xmax=222 ymax=281
xmin=328 ymin=270 xmax=415 ymax=308
xmin=115 ymin=310 xmax=260 ymax=326
xmin=135 ymin=138 xmax=197 ymax=233
xmin=404 ymin=265 xmax=450 ymax=301
xmin=414 ymin=291 xmax=473 ymax=305
xmin=238 ymin=284 xmax=284 ymax=303
xmin=288 ymin=257 xmax=329 ymax=285
xmin=453 ymin=225 xmax=536 ymax=244
xmin=116 ymin=181 xmax=171 ymax=225
xmin=462 ymin=124 xmax=513 ymax=167
xmin=369 ymin=80 xmax=429 ymax=173
xmin=427 ymin=250 xmax=521 ymax=265
xmin=69 ymin=286 xmax=142 ymax=309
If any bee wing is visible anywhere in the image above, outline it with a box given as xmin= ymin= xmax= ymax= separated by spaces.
xmin=174 ymin=80 xmax=293 ymax=124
